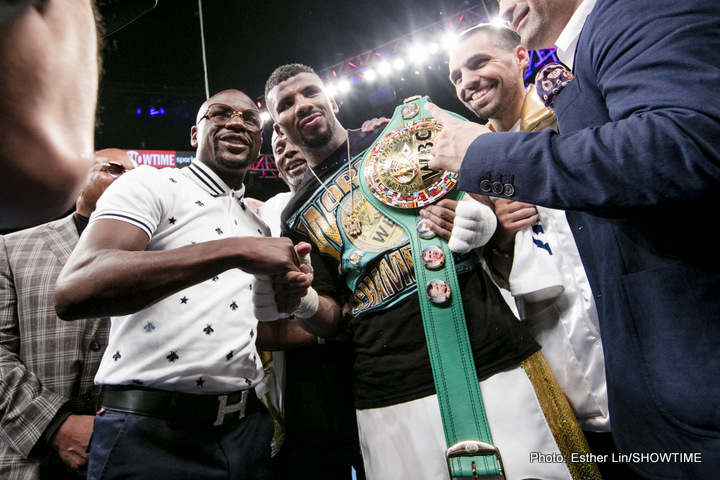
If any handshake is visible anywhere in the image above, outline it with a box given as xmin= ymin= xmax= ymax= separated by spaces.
xmin=252 ymin=242 xmax=318 ymax=321
xmin=253 ymin=194 xmax=499 ymax=323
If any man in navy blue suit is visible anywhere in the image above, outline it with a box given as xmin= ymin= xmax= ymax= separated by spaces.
xmin=427 ymin=0 xmax=720 ymax=478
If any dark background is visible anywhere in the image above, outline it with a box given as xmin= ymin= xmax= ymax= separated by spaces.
xmin=96 ymin=0 xmax=500 ymax=200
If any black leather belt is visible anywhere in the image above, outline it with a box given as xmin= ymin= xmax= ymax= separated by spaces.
xmin=101 ymin=385 xmax=260 ymax=427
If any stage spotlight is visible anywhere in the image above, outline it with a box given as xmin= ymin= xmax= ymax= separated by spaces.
xmin=393 ymin=58 xmax=406 ymax=70
xmin=363 ymin=69 xmax=378 ymax=81
xmin=378 ymin=61 xmax=392 ymax=76
xmin=325 ymin=83 xmax=339 ymax=97
xmin=338 ymin=79 xmax=351 ymax=93
xmin=408 ymin=44 xmax=428 ymax=64
xmin=428 ymin=42 xmax=440 ymax=54
xmin=442 ymin=32 xmax=458 ymax=50
xmin=260 ymin=111 xmax=272 ymax=124
xmin=490 ymin=17 xmax=508 ymax=27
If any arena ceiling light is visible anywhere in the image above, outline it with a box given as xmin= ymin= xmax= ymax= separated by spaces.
xmin=408 ymin=43 xmax=429 ymax=65
xmin=338 ymin=79 xmax=352 ymax=93
xmin=324 ymin=83 xmax=339 ymax=97
xmin=363 ymin=69 xmax=378 ymax=81
xmin=377 ymin=61 xmax=392 ymax=77
xmin=442 ymin=32 xmax=459 ymax=51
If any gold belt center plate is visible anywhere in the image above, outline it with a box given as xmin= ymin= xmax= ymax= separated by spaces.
xmin=365 ymin=118 xmax=458 ymax=209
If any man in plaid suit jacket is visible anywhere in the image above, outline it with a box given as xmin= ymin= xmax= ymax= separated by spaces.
xmin=0 ymin=149 xmax=134 ymax=478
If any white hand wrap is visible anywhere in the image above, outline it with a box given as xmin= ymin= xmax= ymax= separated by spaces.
xmin=448 ymin=195 xmax=497 ymax=254
xmin=252 ymin=275 xmax=284 ymax=322
xmin=292 ymin=249 xmax=319 ymax=319
xmin=252 ymin=248 xmax=319 ymax=320
xmin=293 ymin=286 xmax=319 ymax=319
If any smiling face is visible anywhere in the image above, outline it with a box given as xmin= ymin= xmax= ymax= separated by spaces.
xmin=272 ymin=132 xmax=307 ymax=190
xmin=449 ymin=28 xmax=528 ymax=129
xmin=498 ymin=0 xmax=581 ymax=50
xmin=191 ymin=89 xmax=262 ymax=187
xmin=266 ymin=72 xmax=341 ymax=154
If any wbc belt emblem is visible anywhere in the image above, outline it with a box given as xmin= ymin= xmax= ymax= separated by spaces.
xmin=364 ymin=117 xmax=458 ymax=209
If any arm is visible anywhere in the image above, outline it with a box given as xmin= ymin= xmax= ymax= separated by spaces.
xmin=294 ymin=294 xmax=344 ymax=339
xmin=256 ymin=317 xmax=318 ymax=350
xmin=481 ymin=199 xmax=538 ymax=287
xmin=0 ymin=0 xmax=99 ymax=228
xmin=55 ymin=219 xmax=306 ymax=320
xmin=490 ymin=199 xmax=538 ymax=255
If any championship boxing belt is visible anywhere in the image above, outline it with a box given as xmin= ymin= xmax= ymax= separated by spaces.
xmin=358 ymin=96 xmax=504 ymax=478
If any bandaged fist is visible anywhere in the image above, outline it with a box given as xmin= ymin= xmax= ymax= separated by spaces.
xmin=252 ymin=274 xmax=284 ymax=321
xmin=448 ymin=195 xmax=497 ymax=253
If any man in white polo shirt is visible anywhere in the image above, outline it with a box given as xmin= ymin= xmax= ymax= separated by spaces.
xmin=54 ymin=89 xmax=312 ymax=480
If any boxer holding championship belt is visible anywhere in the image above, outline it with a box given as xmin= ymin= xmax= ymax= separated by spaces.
xmin=268 ymin=63 xmax=581 ymax=479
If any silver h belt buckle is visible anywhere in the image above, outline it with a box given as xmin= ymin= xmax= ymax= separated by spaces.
xmin=213 ymin=390 xmax=249 ymax=426
xmin=446 ymin=440 xmax=506 ymax=479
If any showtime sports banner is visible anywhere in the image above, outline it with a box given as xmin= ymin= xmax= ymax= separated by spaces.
xmin=124 ymin=150 xmax=195 ymax=169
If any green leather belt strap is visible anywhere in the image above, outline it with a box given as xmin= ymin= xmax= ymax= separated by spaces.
xmin=357 ymin=96 xmax=503 ymax=478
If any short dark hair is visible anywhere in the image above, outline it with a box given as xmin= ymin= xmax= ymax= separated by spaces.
xmin=265 ymin=63 xmax=316 ymax=98
xmin=457 ymin=23 xmax=521 ymax=52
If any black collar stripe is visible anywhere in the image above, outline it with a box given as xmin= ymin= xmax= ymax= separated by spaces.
xmin=188 ymin=163 xmax=225 ymax=196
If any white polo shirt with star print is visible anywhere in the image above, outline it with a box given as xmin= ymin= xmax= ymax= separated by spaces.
xmin=91 ymin=160 xmax=270 ymax=394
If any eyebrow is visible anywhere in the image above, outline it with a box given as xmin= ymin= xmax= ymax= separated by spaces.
xmin=450 ymin=52 xmax=493 ymax=80
xmin=449 ymin=68 xmax=460 ymax=83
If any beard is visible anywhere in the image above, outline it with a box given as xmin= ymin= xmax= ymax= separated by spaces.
xmin=465 ymin=88 xmax=502 ymax=120
xmin=284 ymin=168 xmax=306 ymax=188
xmin=466 ymin=82 xmax=522 ymax=125
xmin=300 ymin=122 xmax=335 ymax=149
xmin=212 ymin=137 xmax=254 ymax=170
xmin=468 ymin=100 xmax=499 ymax=120
xmin=215 ymin=154 xmax=251 ymax=170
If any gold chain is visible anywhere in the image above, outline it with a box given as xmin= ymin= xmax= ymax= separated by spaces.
xmin=306 ymin=134 xmax=362 ymax=236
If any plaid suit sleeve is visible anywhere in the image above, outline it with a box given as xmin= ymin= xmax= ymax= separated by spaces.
xmin=0 ymin=234 xmax=67 ymax=458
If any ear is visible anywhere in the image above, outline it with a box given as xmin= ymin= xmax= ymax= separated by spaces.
xmin=190 ymin=125 xmax=199 ymax=148
xmin=330 ymin=97 xmax=339 ymax=114
xmin=515 ymin=45 xmax=530 ymax=71
xmin=273 ymin=123 xmax=285 ymax=137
